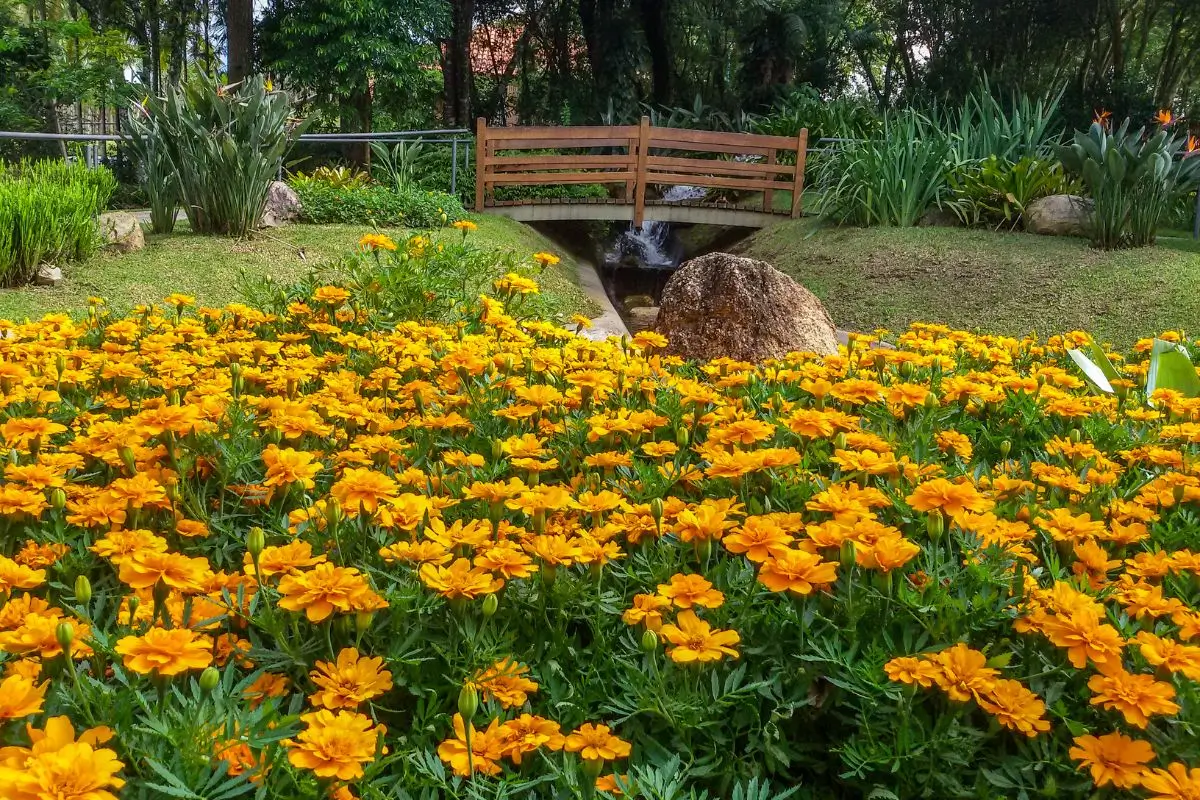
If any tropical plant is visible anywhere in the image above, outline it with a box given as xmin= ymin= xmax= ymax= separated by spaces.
xmin=147 ymin=73 xmax=307 ymax=236
xmin=816 ymin=110 xmax=954 ymax=227
xmin=1069 ymin=332 xmax=1200 ymax=400
xmin=371 ymin=138 xmax=431 ymax=191
xmin=123 ymin=103 xmax=180 ymax=233
xmin=945 ymin=82 xmax=1065 ymax=163
xmin=946 ymin=155 xmax=1072 ymax=228
xmin=1057 ymin=120 xmax=1200 ymax=248
xmin=288 ymin=180 xmax=463 ymax=227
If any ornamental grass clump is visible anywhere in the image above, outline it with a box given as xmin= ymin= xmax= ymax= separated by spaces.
xmin=0 ymin=244 xmax=1199 ymax=797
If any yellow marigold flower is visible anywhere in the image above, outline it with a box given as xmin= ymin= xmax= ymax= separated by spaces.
xmin=929 ymin=643 xmax=999 ymax=703
xmin=243 ymin=672 xmax=291 ymax=708
xmin=358 ymin=233 xmax=397 ymax=251
xmin=494 ymin=272 xmax=540 ymax=295
xmin=658 ymin=609 xmax=740 ymax=663
xmin=437 ymin=713 xmax=506 ymax=776
xmin=977 ymin=678 xmax=1050 ymax=737
xmin=906 ymin=478 xmax=993 ymax=520
xmin=622 ymin=593 xmax=672 ymax=631
xmin=471 ymin=658 xmax=538 ymax=708
xmin=883 ymin=656 xmax=941 ymax=687
xmin=1069 ymin=732 xmax=1156 ymax=789
xmin=117 ymin=550 xmax=209 ymax=593
xmin=1140 ymin=762 xmax=1200 ymax=799
xmin=418 ymin=557 xmax=503 ymax=599
xmin=277 ymin=563 xmax=383 ymax=622
xmin=244 ymin=540 xmax=327 ymax=579
xmin=0 ymin=674 xmax=47 ymax=719
xmin=330 ymin=467 xmax=398 ymax=514
xmin=532 ymin=251 xmax=560 ymax=267
xmin=0 ymin=740 xmax=125 ymax=800
xmin=309 ymin=647 xmax=393 ymax=709
xmin=285 ymin=709 xmax=386 ymax=781
xmin=115 ymin=626 xmax=213 ymax=676
xmin=0 ymin=555 xmax=46 ymax=593
xmin=563 ymin=722 xmax=631 ymax=762
xmin=452 ymin=219 xmax=477 ymax=232
xmin=1087 ymin=669 xmax=1180 ymax=728
xmin=262 ymin=444 xmax=323 ymax=490
xmin=499 ymin=713 xmax=564 ymax=764
xmin=1037 ymin=609 xmax=1124 ymax=670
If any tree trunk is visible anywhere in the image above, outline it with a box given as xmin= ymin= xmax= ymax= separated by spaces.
xmin=638 ymin=0 xmax=671 ymax=105
xmin=226 ymin=0 xmax=253 ymax=84
xmin=342 ymin=86 xmax=372 ymax=166
xmin=445 ymin=0 xmax=475 ymax=126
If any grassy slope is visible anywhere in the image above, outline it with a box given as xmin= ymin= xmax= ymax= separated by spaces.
xmin=736 ymin=219 xmax=1200 ymax=348
xmin=0 ymin=215 xmax=598 ymax=321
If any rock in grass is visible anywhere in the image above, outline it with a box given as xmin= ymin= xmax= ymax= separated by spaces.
xmin=34 ymin=264 xmax=63 ymax=286
xmin=656 ymin=252 xmax=838 ymax=362
xmin=261 ymin=181 xmax=303 ymax=228
xmin=97 ymin=212 xmax=146 ymax=253
xmin=1026 ymin=194 xmax=1092 ymax=237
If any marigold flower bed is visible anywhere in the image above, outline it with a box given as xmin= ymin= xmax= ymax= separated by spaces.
xmin=0 ymin=278 xmax=1197 ymax=798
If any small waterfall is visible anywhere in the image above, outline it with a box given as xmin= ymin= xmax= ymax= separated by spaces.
xmin=606 ymin=185 xmax=707 ymax=270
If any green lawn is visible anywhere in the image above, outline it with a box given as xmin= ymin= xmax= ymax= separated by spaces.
xmin=0 ymin=215 xmax=597 ymax=322
xmin=736 ymin=219 xmax=1200 ymax=348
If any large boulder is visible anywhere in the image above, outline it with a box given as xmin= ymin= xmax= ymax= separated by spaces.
xmin=261 ymin=181 xmax=303 ymax=227
xmin=1026 ymin=194 xmax=1092 ymax=237
xmin=656 ymin=252 xmax=838 ymax=362
xmin=97 ymin=212 xmax=145 ymax=253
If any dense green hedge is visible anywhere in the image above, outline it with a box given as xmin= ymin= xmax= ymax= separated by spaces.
xmin=291 ymin=182 xmax=464 ymax=228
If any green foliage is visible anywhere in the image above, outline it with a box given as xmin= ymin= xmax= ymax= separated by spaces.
xmin=753 ymin=86 xmax=882 ymax=141
xmin=816 ymin=110 xmax=953 ymax=227
xmin=290 ymin=180 xmax=463 ymax=228
xmin=946 ymin=156 xmax=1072 ymax=228
xmin=300 ymin=165 xmax=370 ymax=189
xmin=146 ymin=74 xmax=306 ymax=236
xmin=371 ymin=138 xmax=432 ymax=191
xmin=1057 ymin=121 xmax=1200 ymax=249
xmin=943 ymin=82 xmax=1064 ymax=163
xmin=0 ymin=159 xmax=111 ymax=284
xmin=123 ymin=104 xmax=180 ymax=233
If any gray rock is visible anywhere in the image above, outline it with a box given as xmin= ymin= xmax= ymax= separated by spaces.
xmin=34 ymin=264 xmax=62 ymax=286
xmin=656 ymin=252 xmax=838 ymax=362
xmin=1026 ymin=194 xmax=1092 ymax=237
xmin=261 ymin=181 xmax=303 ymax=227
xmin=627 ymin=306 xmax=659 ymax=332
xmin=918 ymin=207 xmax=961 ymax=227
xmin=97 ymin=212 xmax=145 ymax=253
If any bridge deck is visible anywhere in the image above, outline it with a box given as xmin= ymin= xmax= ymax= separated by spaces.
xmin=475 ymin=118 xmax=808 ymax=229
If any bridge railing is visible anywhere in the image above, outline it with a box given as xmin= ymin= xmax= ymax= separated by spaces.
xmin=475 ymin=117 xmax=808 ymax=227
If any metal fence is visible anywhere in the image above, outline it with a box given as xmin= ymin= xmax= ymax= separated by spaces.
xmin=0 ymin=128 xmax=473 ymax=196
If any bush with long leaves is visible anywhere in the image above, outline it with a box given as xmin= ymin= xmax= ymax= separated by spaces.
xmin=123 ymin=105 xmax=180 ymax=234
xmin=1056 ymin=120 xmax=1200 ymax=249
xmin=147 ymin=74 xmax=307 ymax=236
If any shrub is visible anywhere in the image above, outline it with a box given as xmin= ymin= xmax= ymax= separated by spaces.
xmin=946 ymin=155 xmax=1073 ymax=228
xmin=145 ymin=73 xmax=307 ymax=236
xmin=1057 ymin=120 xmax=1200 ymax=248
xmin=816 ymin=109 xmax=954 ymax=226
xmin=0 ymin=159 xmax=111 ymax=284
xmin=4 ymin=269 xmax=1200 ymax=798
xmin=123 ymin=103 xmax=180 ymax=233
xmin=289 ymin=180 xmax=464 ymax=227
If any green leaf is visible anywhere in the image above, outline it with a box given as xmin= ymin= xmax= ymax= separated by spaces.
xmin=1066 ymin=349 xmax=1114 ymax=394
xmin=1146 ymin=338 xmax=1200 ymax=400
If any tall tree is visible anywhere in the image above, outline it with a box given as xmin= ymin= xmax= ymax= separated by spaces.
xmin=224 ymin=0 xmax=251 ymax=83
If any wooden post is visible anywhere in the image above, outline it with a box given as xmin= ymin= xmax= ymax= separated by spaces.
xmin=475 ymin=117 xmax=487 ymax=212
xmin=790 ymin=128 xmax=808 ymax=218
xmin=763 ymin=149 xmax=777 ymax=213
xmin=625 ymin=135 xmax=637 ymax=201
xmin=634 ymin=116 xmax=650 ymax=229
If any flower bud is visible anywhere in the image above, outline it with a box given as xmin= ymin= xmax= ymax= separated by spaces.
xmin=55 ymin=621 xmax=74 ymax=653
xmin=481 ymin=593 xmax=499 ymax=617
xmin=49 ymin=487 xmax=66 ymax=510
xmin=641 ymin=628 xmax=658 ymax=653
xmin=675 ymin=427 xmax=689 ymax=448
xmin=927 ymin=511 xmax=945 ymax=540
xmin=118 ymin=446 xmax=137 ymax=475
xmin=999 ymin=439 xmax=1011 ymax=459
xmin=490 ymin=438 xmax=504 ymax=462
xmin=247 ymin=527 xmax=266 ymax=560
xmin=1068 ymin=428 xmax=1082 ymax=444
xmin=324 ymin=498 xmax=343 ymax=528
xmin=199 ymin=666 xmax=221 ymax=693
xmin=649 ymin=498 xmax=664 ymax=523
xmin=458 ymin=684 xmax=479 ymax=719
xmin=74 ymin=575 xmax=92 ymax=605
xmin=924 ymin=393 xmax=939 ymax=411
xmin=838 ymin=539 xmax=856 ymax=569
xmin=126 ymin=595 xmax=140 ymax=624
xmin=355 ymin=611 xmax=375 ymax=634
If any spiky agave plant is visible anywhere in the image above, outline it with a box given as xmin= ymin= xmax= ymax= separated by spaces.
xmin=150 ymin=74 xmax=308 ymax=236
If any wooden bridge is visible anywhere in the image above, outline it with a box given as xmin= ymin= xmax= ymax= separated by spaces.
xmin=474 ymin=117 xmax=809 ymax=229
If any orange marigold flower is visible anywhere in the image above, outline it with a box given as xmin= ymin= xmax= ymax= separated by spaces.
xmin=757 ymin=549 xmax=838 ymax=595
xmin=0 ymin=555 xmax=46 ymax=593
xmin=0 ymin=740 xmax=125 ymax=800
xmin=418 ymin=557 xmax=503 ymax=599
xmin=309 ymin=648 xmax=393 ymax=709
xmin=285 ymin=709 xmax=386 ymax=781
xmin=277 ymin=563 xmax=382 ymax=622
xmin=1087 ymin=669 xmax=1180 ymax=728
xmin=1069 ymin=732 xmax=1156 ymax=789
xmin=114 ymin=627 xmax=213 ymax=676
xmin=437 ymin=713 xmax=507 ymax=776
xmin=621 ymin=593 xmax=672 ymax=631
xmin=1140 ymin=762 xmax=1200 ymax=799
xmin=977 ymin=678 xmax=1050 ymax=737
xmin=656 ymin=573 xmax=725 ymax=609
xmin=906 ymin=478 xmax=993 ymax=519
xmin=929 ymin=643 xmax=999 ymax=703
xmin=471 ymin=658 xmax=538 ymax=708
